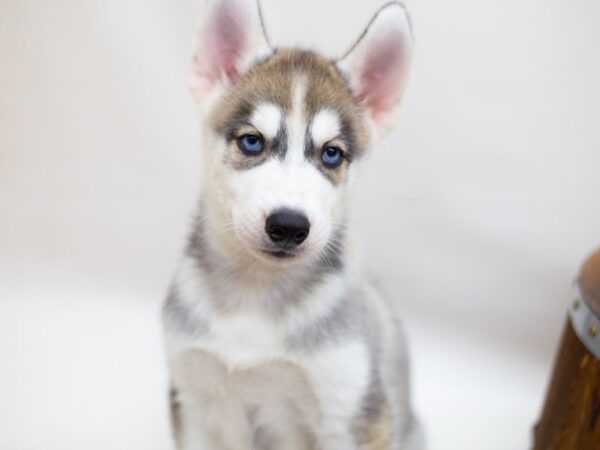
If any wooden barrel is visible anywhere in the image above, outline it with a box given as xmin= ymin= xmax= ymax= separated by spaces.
xmin=532 ymin=249 xmax=600 ymax=449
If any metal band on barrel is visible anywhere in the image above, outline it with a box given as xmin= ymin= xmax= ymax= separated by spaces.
xmin=570 ymin=286 xmax=600 ymax=360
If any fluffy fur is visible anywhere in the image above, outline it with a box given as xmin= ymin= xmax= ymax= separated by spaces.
xmin=163 ymin=1 xmax=422 ymax=448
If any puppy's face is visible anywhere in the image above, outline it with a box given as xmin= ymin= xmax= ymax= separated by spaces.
xmin=205 ymin=51 xmax=366 ymax=264
xmin=192 ymin=0 xmax=413 ymax=266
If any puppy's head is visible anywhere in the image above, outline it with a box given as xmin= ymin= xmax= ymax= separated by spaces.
xmin=191 ymin=0 xmax=413 ymax=266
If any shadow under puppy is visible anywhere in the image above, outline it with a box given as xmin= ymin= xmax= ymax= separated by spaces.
xmin=163 ymin=0 xmax=422 ymax=448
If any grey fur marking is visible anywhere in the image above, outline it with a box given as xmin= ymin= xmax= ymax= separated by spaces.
xmin=359 ymin=368 xmax=386 ymax=422
xmin=272 ymin=119 xmax=288 ymax=160
xmin=163 ymin=284 xmax=210 ymax=336
xmin=316 ymin=226 xmax=345 ymax=272
xmin=252 ymin=425 xmax=271 ymax=450
xmin=303 ymin=116 xmax=314 ymax=159
xmin=169 ymin=387 xmax=182 ymax=448
xmin=185 ymin=214 xmax=212 ymax=272
xmin=285 ymin=293 xmax=362 ymax=351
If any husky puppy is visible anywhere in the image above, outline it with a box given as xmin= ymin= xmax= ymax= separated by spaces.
xmin=163 ymin=0 xmax=421 ymax=448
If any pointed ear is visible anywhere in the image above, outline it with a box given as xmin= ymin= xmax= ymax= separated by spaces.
xmin=337 ymin=2 xmax=414 ymax=134
xmin=190 ymin=0 xmax=272 ymax=102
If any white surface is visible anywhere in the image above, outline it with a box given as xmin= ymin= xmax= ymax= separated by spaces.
xmin=1 ymin=0 xmax=599 ymax=449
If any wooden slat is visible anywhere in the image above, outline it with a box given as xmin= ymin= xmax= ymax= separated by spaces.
xmin=533 ymin=249 xmax=600 ymax=450
xmin=533 ymin=320 xmax=600 ymax=449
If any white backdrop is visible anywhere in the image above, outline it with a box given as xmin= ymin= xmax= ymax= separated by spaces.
xmin=1 ymin=0 xmax=599 ymax=449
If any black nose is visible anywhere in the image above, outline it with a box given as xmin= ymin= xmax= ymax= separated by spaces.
xmin=265 ymin=209 xmax=310 ymax=248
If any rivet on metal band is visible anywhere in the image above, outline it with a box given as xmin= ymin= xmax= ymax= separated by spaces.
xmin=570 ymin=286 xmax=600 ymax=360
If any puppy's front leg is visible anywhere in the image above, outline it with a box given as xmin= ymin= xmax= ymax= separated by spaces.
xmin=303 ymin=341 xmax=371 ymax=450
xmin=318 ymin=426 xmax=358 ymax=450
xmin=169 ymin=350 xmax=253 ymax=450
xmin=173 ymin=394 xmax=252 ymax=450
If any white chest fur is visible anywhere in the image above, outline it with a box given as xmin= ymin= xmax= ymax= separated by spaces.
xmin=191 ymin=312 xmax=287 ymax=368
xmin=165 ymin=258 xmax=372 ymax=449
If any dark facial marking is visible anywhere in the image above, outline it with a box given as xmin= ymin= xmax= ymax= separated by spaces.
xmin=220 ymin=99 xmax=256 ymax=141
xmin=303 ymin=115 xmax=314 ymax=159
xmin=272 ymin=119 xmax=288 ymax=160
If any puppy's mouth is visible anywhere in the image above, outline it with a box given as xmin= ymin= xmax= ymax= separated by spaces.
xmin=260 ymin=249 xmax=297 ymax=260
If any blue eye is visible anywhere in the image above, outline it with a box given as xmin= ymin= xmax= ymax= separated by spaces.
xmin=321 ymin=146 xmax=343 ymax=167
xmin=237 ymin=134 xmax=264 ymax=154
